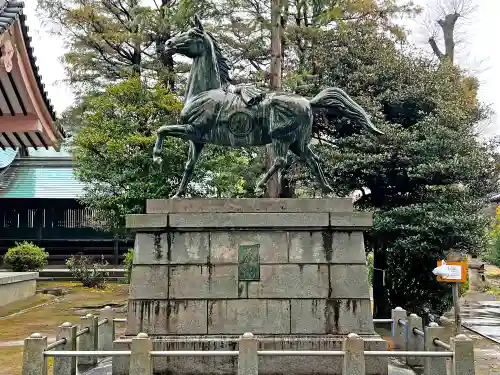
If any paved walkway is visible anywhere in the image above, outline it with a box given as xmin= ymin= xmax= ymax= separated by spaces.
xmin=441 ymin=264 xmax=500 ymax=375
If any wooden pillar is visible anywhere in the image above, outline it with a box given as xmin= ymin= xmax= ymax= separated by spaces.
xmin=266 ymin=0 xmax=282 ymax=198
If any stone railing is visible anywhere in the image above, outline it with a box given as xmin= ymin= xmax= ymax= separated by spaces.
xmin=373 ymin=307 xmax=473 ymax=375
xmin=22 ymin=307 xmax=474 ymax=375
xmin=22 ymin=306 xmax=125 ymax=375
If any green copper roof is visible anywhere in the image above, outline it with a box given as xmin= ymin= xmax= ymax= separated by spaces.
xmin=0 ymin=148 xmax=18 ymax=168
xmin=1 ymin=166 xmax=84 ymax=198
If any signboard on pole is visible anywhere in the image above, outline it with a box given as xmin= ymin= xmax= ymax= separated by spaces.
xmin=432 ymin=259 xmax=468 ymax=334
xmin=433 ymin=260 xmax=467 ymax=283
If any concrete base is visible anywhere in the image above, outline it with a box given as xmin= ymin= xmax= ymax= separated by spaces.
xmin=0 ymin=272 xmax=38 ymax=306
xmin=113 ymin=335 xmax=388 ymax=375
xmin=124 ymin=198 xmax=387 ymax=374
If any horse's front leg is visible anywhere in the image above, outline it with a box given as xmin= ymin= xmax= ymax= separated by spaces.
xmin=256 ymin=139 xmax=290 ymax=192
xmin=173 ymin=141 xmax=205 ymax=199
xmin=153 ymin=124 xmax=196 ymax=165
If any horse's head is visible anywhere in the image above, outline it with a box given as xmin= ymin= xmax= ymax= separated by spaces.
xmin=164 ymin=15 xmax=208 ymax=59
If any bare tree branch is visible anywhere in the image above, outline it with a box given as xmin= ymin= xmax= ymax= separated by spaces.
xmin=423 ymin=0 xmax=477 ymax=64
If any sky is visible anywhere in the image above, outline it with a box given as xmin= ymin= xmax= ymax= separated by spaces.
xmin=24 ymin=0 xmax=500 ymax=138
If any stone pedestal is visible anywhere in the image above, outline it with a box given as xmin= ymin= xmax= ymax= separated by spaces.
xmin=123 ymin=198 xmax=387 ymax=375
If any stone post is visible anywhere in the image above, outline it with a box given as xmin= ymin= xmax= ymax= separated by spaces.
xmin=78 ymin=313 xmax=99 ymax=367
xmin=54 ymin=322 xmax=77 ymax=375
xmin=406 ymin=313 xmax=424 ymax=367
xmin=238 ymin=332 xmax=258 ymax=375
xmin=99 ymin=306 xmax=116 ymax=351
xmin=391 ymin=307 xmax=407 ymax=350
xmin=22 ymin=333 xmax=47 ymax=375
xmin=452 ymin=334 xmax=475 ymax=375
xmin=112 ymin=339 xmax=131 ymax=375
xmin=424 ymin=322 xmax=446 ymax=375
xmin=129 ymin=333 xmax=153 ymax=375
xmin=342 ymin=333 xmax=365 ymax=375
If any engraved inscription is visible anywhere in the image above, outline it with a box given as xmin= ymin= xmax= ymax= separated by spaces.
xmin=228 ymin=110 xmax=254 ymax=137
xmin=238 ymin=244 xmax=260 ymax=281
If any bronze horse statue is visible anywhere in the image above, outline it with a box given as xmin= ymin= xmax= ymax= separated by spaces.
xmin=153 ymin=15 xmax=383 ymax=198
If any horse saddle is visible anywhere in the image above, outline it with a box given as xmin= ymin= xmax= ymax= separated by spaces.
xmin=230 ymin=84 xmax=266 ymax=106
xmin=216 ymin=85 xmax=266 ymax=138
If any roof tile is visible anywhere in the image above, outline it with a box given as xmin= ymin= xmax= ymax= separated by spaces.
xmin=0 ymin=1 xmax=64 ymax=136
xmin=0 ymin=165 xmax=84 ymax=198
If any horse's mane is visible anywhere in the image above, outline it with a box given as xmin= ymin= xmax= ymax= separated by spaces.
xmin=205 ymin=31 xmax=231 ymax=86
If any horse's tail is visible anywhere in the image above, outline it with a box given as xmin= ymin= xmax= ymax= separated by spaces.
xmin=309 ymin=87 xmax=384 ymax=135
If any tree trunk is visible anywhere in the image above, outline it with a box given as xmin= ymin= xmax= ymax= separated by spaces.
xmin=278 ymin=0 xmax=295 ymax=198
xmin=266 ymin=0 xmax=282 ymax=197
xmin=156 ymin=34 xmax=175 ymax=90
xmin=156 ymin=0 xmax=175 ymax=90
xmin=429 ymin=12 xmax=459 ymax=64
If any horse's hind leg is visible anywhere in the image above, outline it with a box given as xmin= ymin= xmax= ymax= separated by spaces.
xmin=289 ymin=142 xmax=333 ymax=195
xmin=173 ymin=141 xmax=205 ymax=199
xmin=256 ymin=139 xmax=290 ymax=191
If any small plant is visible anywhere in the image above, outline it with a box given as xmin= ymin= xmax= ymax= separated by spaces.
xmin=66 ymin=253 xmax=109 ymax=289
xmin=123 ymin=248 xmax=134 ymax=284
xmin=3 ymin=241 xmax=48 ymax=272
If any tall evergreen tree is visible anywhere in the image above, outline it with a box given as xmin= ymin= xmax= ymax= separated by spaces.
xmin=295 ymin=22 xmax=498 ymax=316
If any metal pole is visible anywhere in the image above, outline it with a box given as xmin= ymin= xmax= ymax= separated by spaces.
xmin=452 ymin=283 xmax=461 ymax=334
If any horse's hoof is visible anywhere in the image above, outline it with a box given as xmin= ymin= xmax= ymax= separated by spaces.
xmin=323 ymin=185 xmax=334 ymax=193
xmin=322 ymin=186 xmax=337 ymax=197
xmin=153 ymin=156 xmax=162 ymax=165
xmin=255 ymin=184 xmax=265 ymax=196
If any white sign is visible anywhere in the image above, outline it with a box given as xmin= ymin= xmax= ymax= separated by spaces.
xmin=432 ymin=260 xmax=462 ymax=280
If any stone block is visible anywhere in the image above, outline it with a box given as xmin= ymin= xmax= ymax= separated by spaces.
xmin=169 ymin=213 xmax=329 ymax=229
xmin=207 ymin=300 xmax=290 ymax=334
xmin=331 ymin=232 xmax=366 ymax=264
xmin=129 ymin=265 xmax=169 ymax=299
xmin=133 ymin=233 xmax=169 ymax=264
xmin=169 ymin=265 xmax=240 ymax=299
xmin=289 ymin=231 xmax=366 ymax=264
xmin=126 ymin=213 xmax=168 ymax=230
xmin=170 ymin=232 xmax=210 ymax=264
xmin=290 ymin=299 xmax=374 ymax=334
xmin=288 ymin=231 xmax=329 ymax=263
xmin=210 ymin=231 xmax=288 ymax=264
xmin=126 ymin=300 xmax=207 ymax=335
xmin=152 ymin=337 xmax=239 ymax=375
xmin=133 ymin=232 xmax=209 ymax=264
xmin=148 ymin=335 xmax=387 ymax=375
xmin=330 ymin=212 xmax=372 ymax=229
xmin=259 ymin=336 xmax=386 ymax=375
xmin=0 ymin=272 xmax=38 ymax=307
xmin=329 ymin=264 xmax=370 ymax=299
xmin=146 ymin=198 xmax=353 ymax=214
xmin=247 ymin=265 xmax=329 ymax=298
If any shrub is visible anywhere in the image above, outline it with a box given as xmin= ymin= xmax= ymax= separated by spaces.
xmin=66 ymin=253 xmax=109 ymax=288
xmin=3 ymin=241 xmax=48 ymax=272
xmin=367 ymin=252 xmax=374 ymax=286
xmin=486 ymin=232 xmax=500 ymax=267
xmin=123 ymin=248 xmax=134 ymax=284
xmin=484 ymin=206 xmax=500 ymax=267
